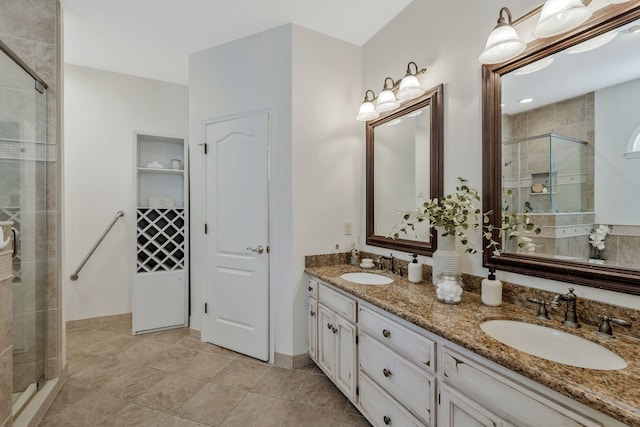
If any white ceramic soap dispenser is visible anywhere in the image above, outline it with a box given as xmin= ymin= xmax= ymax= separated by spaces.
xmin=481 ymin=268 xmax=502 ymax=306
xmin=408 ymin=254 xmax=422 ymax=283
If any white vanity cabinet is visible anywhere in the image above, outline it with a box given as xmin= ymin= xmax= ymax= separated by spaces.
xmin=312 ymin=281 xmax=358 ymax=402
xmin=358 ymin=306 xmax=436 ymax=426
xmin=439 ymin=384 xmax=514 ymax=427
xmin=307 ymin=279 xmax=319 ymax=362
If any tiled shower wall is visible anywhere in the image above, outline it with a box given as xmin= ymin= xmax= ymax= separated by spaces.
xmin=0 ymin=0 xmax=62 ymax=394
xmin=502 ymin=93 xmax=595 ymax=212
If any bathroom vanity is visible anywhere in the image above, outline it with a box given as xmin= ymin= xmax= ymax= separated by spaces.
xmin=306 ymin=265 xmax=638 ymax=427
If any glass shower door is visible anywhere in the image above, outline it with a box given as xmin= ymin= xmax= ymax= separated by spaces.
xmin=0 ymin=47 xmax=47 ymax=411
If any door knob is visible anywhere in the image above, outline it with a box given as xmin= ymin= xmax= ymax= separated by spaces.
xmin=247 ymin=245 xmax=264 ymax=254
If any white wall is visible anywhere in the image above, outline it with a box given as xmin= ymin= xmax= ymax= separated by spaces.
xmin=188 ymin=24 xmax=361 ymax=357
xmin=63 ymin=64 xmax=188 ymax=321
xmin=595 ymin=78 xmax=640 ymax=224
xmin=291 ymin=25 xmax=362 ymax=355
xmin=361 ymin=0 xmax=640 ymax=309
xmin=188 ymin=26 xmax=293 ymax=354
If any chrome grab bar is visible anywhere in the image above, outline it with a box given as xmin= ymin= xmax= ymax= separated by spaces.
xmin=70 ymin=211 xmax=125 ymax=281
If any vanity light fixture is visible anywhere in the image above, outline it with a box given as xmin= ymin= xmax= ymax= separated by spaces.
xmin=479 ymin=7 xmax=526 ymax=64
xmin=376 ymin=77 xmax=401 ymax=112
xmin=533 ymin=0 xmax=593 ymax=38
xmin=356 ymin=90 xmax=380 ymax=121
xmin=357 ymin=62 xmax=428 ymax=121
xmin=514 ymin=56 xmax=555 ymax=75
xmin=405 ymin=109 xmax=424 ymax=118
xmin=396 ymin=62 xmax=427 ymax=101
xmin=566 ymin=30 xmax=618 ymax=54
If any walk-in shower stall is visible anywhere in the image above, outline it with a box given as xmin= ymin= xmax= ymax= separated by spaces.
xmin=0 ymin=42 xmax=48 ymax=415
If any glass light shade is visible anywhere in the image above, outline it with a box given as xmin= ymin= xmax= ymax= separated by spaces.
xmin=396 ymin=75 xmax=425 ymax=101
xmin=514 ymin=56 xmax=555 ymax=75
xmin=479 ymin=25 xmax=526 ymax=64
xmin=356 ymin=100 xmax=379 ymax=121
xmin=375 ymin=89 xmax=400 ymax=112
xmin=533 ymin=0 xmax=592 ymax=38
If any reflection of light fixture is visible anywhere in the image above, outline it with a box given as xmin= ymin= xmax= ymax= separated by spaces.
xmin=356 ymin=90 xmax=380 ymax=121
xmin=479 ymin=7 xmax=526 ymax=64
xmin=533 ymin=0 xmax=592 ymax=38
xmin=397 ymin=62 xmax=426 ymax=101
xmin=567 ymin=31 xmax=618 ymax=54
xmin=385 ymin=118 xmax=402 ymax=126
xmin=357 ymin=62 xmax=429 ymax=121
xmin=376 ymin=77 xmax=400 ymax=113
xmin=519 ymin=98 xmax=534 ymax=104
xmin=405 ymin=109 xmax=423 ymax=118
xmin=628 ymin=25 xmax=640 ymax=34
xmin=514 ymin=56 xmax=555 ymax=75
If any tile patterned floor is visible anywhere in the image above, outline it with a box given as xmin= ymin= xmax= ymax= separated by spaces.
xmin=40 ymin=323 xmax=370 ymax=426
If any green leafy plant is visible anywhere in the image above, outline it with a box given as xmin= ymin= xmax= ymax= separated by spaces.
xmin=394 ymin=177 xmax=540 ymax=255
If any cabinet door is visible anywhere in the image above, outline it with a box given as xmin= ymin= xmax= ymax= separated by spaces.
xmin=439 ymin=384 xmax=505 ymax=427
xmin=335 ymin=315 xmax=357 ymax=401
xmin=317 ymin=304 xmax=335 ymax=377
xmin=308 ymin=298 xmax=318 ymax=362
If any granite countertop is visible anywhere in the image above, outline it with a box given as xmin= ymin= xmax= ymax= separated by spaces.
xmin=305 ymin=264 xmax=640 ymax=426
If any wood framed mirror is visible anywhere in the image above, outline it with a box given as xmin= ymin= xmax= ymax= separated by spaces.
xmin=366 ymin=84 xmax=443 ymax=255
xmin=482 ymin=3 xmax=640 ymax=295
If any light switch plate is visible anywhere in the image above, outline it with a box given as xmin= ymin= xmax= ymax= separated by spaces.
xmin=344 ymin=221 xmax=352 ymax=235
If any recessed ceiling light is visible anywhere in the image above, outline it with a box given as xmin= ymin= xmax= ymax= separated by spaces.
xmin=566 ymin=31 xmax=618 ymax=54
xmin=519 ymin=98 xmax=534 ymax=104
xmin=514 ymin=57 xmax=555 ymax=75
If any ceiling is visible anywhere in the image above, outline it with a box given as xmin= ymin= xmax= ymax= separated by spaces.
xmin=61 ymin=0 xmax=414 ymax=84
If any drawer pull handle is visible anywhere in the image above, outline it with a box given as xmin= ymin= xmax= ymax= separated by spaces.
xmin=310 ymin=311 xmax=316 ymax=316
xmin=382 ymin=329 xmax=391 ymax=338
xmin=383 ymin=368 xmax=392 ymax=378
xmin=383 ymin=415 xmax=391 ymax=425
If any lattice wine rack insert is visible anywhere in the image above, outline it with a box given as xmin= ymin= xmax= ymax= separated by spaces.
xmin=136 ymin=208 xmax=185 ymax=273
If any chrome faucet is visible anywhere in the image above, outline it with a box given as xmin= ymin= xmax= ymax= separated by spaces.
xmin=551 ymin=288 xmax=581 ymax=328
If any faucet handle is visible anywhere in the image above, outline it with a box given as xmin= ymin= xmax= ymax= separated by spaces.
xmin=527 ymin=297 xmax=551 ymax=320
xmin=597 ymin=315 xmax=631 ymax=338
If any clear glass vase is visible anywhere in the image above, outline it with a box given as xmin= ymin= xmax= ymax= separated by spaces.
xmin=435 ymin=273 xmax=463 ymax=304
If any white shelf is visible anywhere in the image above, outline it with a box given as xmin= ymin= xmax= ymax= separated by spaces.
xmin=137 ymin=167 xmax=184 ymax=174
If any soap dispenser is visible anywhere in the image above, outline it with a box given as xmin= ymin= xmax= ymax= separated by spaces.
xmin=408 ymin=254 xmax=422 ymax=283
xmin=481 ymin=268 xmax=502 ymax=306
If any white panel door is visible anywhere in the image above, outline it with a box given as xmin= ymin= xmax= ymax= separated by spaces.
xmin=205 ymin=112 xmax=269 ymax=361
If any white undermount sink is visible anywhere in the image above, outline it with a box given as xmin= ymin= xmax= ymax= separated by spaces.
xmin=480 ymin=320 xmax=627 ymax=370
xmin=340 ymin=272 xmax=393 ymax=285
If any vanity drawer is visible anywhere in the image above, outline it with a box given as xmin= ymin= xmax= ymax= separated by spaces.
xmin=318 ymin=283 xmax=356 ymax=322
xmin=359 ymin=372 xmax=424 ymax=427
xmin=359 ymin=306 xmax=434 ymax=371
xmin=307 ymin=278 xmax=318 ymax=299
xmin=359 ymin=332 xmax=435 ymax=424
xmin=441 ymin=347 xmax=602 ymax=427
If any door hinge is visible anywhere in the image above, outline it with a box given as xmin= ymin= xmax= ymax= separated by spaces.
xmin=266 ymin=245 xmax=270 ymax=254
xmin=438 ymin=392 xmax=441 ymax=405
xmin=203 ymin=143 xmax=208 ymax=154
xmin=204 ymin=302 xmax=208 ymax=314
xmin=356 ymin=335 xmax=359 ymax=345
xmin=204 ymin=224 xmax=208 ymax=234
xmin=356 ymin=387 xmax=359 ymax=396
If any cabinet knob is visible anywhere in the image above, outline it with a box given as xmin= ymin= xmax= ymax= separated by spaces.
xmin=327 ymin=323 xmax=332 ymax=330
xmin=332 ymin=327 xmax=338 ymax=334
xmin=383 ymin=368 xmax=392 ymax=378
xmin=382 ymin=329 xmax=391 ymax=338
xmin=383 ymin=415 xmax=391 ymax=425
xmin=310 ymin=311 xmax=316 ymax=317
xmin=308 ymin=286 xmax=313 ymax=291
